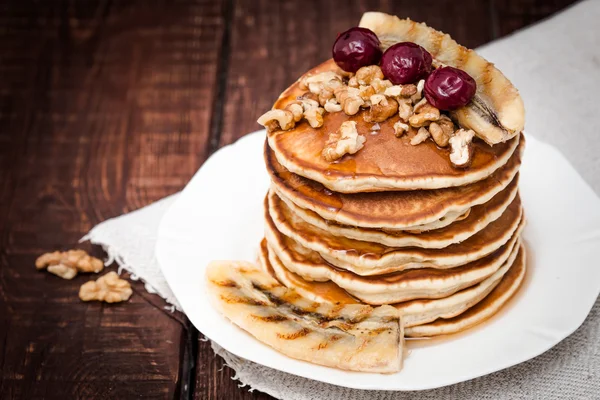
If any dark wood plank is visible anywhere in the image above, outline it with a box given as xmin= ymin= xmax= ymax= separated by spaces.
xmin=0 ymin=0 xmax=226 ymax=398
xmin=196 ymin=0 xmax=578 ymax=399
xmin=491 ymin=0 xmax=578 ymax=37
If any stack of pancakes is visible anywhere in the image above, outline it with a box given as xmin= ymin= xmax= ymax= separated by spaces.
xmin=259 ymin=62 xmax=526 ymax=338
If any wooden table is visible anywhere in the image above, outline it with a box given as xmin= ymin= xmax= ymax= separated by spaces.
xmin=0 ymin=1 xmax=577 ymax=398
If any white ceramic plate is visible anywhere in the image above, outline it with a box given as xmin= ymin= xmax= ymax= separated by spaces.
xmin=156 ymin=130 xmax=600 ymax=391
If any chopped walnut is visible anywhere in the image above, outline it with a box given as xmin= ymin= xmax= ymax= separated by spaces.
xmin=393 ymin=121 xmax=410 ymax=138
xmin=334 ymin=86 xmax=364 ymax=115
xmin=411 ymin=126 xmax=431 ymax=145
xmin=298 ymin=98 xmax=320 ymax=110
xmin=322 ymin=121 xmax=366 ymax=162
xmin=370 ymin=78 xmax=393 ymax=94
xmin=300 ymin=71 xmax=343 ymax=94
xmin=397 ymin=98 xmax=414 ymax=121
xmin=384 ymin=84 xmax=417 ymax=98
xmin=428 ymin=115 xmax=454 ymax=147
xmin=450 ymin=129 xmax=475 ymax=168
xmin=364 ymin=96 xmax=398 ymax=123
xmin=409 ymin=98 xmax=440 ymax=127
xmin=370 ymin=94 xmax=386 ymax=105
xmin=304 ymin=107 xmax=325 ymax=128
xmin=48 ymin=264 xmax=78 ymax=280
xmin=355 ymin=65 xmax=384 ymax=85
xmin=36 ymin=249 xmax=104 ymax=280
xmin=35 ymin=251 xmax=62 ymax=270
xmin=318 ymin=79 xmax=344 ymax=105
xmin=348 ymin=76 xmax=359 ymax=88
xmin=298 ymin=92 xmax=319 ymax=102
xmin=324 ymin=98 xmax=342 ymax=113
xmin=257 ymin=109 xmax=296 ymax=131
xmin=411 ymin=79 xmax=425 ymax=103
xmin=79 ymin=271 xmax=133 ymax=303
xmin=359 ymin=85 xmax=376 ymax=101
xmin=285 ymin=103 xmax=304 ymax=122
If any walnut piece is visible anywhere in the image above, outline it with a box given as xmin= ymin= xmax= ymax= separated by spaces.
xmin=324 ymin=98 xmax=342 ymax=113
xmin=318 ymin=79 xmax=344 ymax=105
xmin=334 ymin=86 xmax=364 ymax=115
xmin=35 ymin=251 xmax=62 ymax=270
xmin=384 ymin=84 xmax=417 ymax=98
xmin=450 ymin=129 xmax=475 ymax=168
xmin=370 ymin=78 xmax=393 ymax=94
xmin=285 ymin=103 xmax=304 ymax=122
xmin=298 ymin=98 xmax=320 ymax=110
xmin=428 ymin=115 xmax=454 ymax=147
xmin=408 ymin=98 xmax=440 ymax=127
xmin=393 ymin=121 xmax=409 ymax=138
xmin=355 ymin=65 xmax=384 ymax=85
xmin=299 ymin=92 xmax=319 ymax=102
xmin=300 ymin=71 xmax=343 ymax=94
xmin=79 ymin=271 xmax=133 ymax=303
xmin=36 ymin=249 xmax=104 ymax=280
xmin=411 ymin=79 xmax=425 ymax=103
xmin=411 ymin=126 xmax=431 ymax=145
xmin=47 ymin=264 xmax=78 ymax=280
xmin=359 ymin=85 xmax=376 ymax=101
xmin=322 ymin=121 xmax=366 ymax=162
xmin=364 ymin=95 xmax=398 ymax=123
xmin=397 ymin=98 xmax=414 ymax=121
xmin=304 ymin=107 xmax=325 ymax=128
xmin=257 ymin=109 xmax=296 ymax=132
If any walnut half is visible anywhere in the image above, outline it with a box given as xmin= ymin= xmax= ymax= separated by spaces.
xmin=257 ymin=109 xmax=296 ymax=132
xmin=36 ymin=249 xmax=104 ymax=280
xmin=334 ymin=86 xmax=364 ymax=115
xmin=411 ymin=126 xmax=431 ymax=145
xmin=364 ymin=95 xmax=398 ymax=123
xmin=428 ymin=115 xmax=454 ymax=147
xmin=79 ymin=271 xmax=133 ymax=303
xmin=322 ymin=121 xmax=366 ymax=162
xmin=408 ymin=98 xmax=440 ymax=127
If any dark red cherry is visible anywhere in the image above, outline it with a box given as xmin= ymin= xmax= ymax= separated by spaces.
xmin=332 ymin=27 xmax=382 ymax=73
xmin=380 ymin=42 xmax=433 ymax=85
xmin=424 ymin=66 xmax=476 ymax=110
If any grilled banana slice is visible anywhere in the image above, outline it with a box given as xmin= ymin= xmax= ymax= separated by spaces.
xmin=359 ymin=12 xmax=525 ymax=145
xmin=206 ymin=260 xmax=404 ymax=373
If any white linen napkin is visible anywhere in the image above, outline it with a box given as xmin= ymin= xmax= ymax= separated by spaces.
xmin=84 ymin=1 xmax=600 ymax=398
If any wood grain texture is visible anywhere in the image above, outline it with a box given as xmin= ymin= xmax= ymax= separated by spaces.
xmin=0 ymin=0 xmax=225 ymax=398
xmin=491 ymin=0 xmax=578 ymax=37
xmin=0 ymin=0 xmax=578 ymax=399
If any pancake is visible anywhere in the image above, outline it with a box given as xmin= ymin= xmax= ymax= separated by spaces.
xmin=265 ymin=218 xmax=521 ymax=304
xmin=266 ymin=137 xmax=523 ymax=230
xmin=404 ymin=245 xmax=526 ymax=337
xmin=259 ymin=239 xmax=358 ymax=304
xmin=280 ymin=175 xmax=519 ymax=248
xmin=259 ymin=240 xmax=526 ymax=333
xmin=267 ymin=59 xmax=521 ymax=193
xmin=267 ymin=189 xmax=524 ymax=272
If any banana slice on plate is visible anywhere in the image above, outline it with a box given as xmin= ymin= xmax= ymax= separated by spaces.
xmin=206 ymin=260 xmax=404 ymax=373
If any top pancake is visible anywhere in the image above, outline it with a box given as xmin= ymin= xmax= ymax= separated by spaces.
xmin=266 ymin=135 xmax=523 ymax=229
xmin=267 ymin=60 xmax=521 ymax=193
